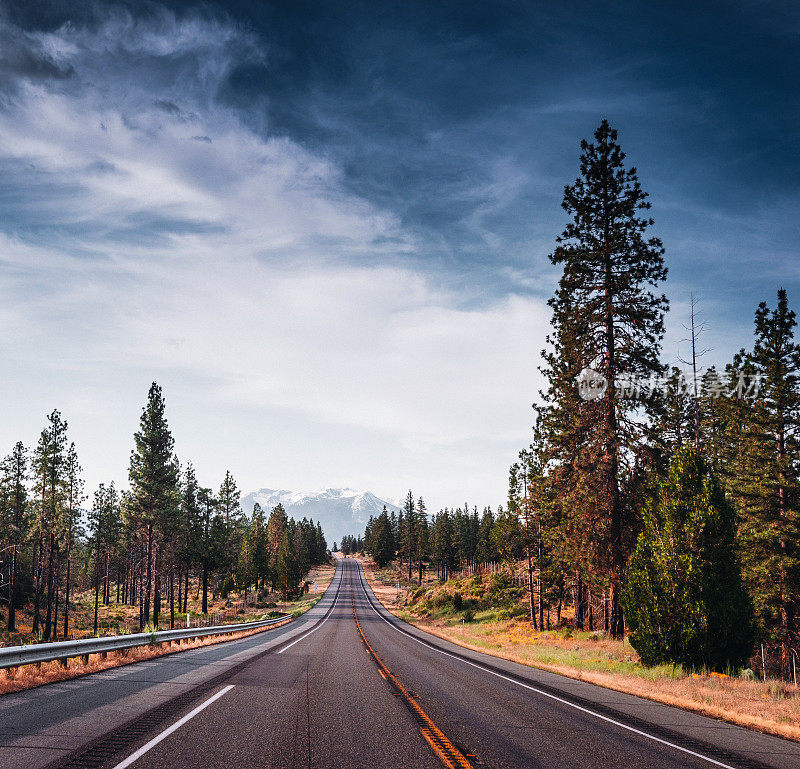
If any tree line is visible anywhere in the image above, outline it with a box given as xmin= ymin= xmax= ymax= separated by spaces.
xmin=363 ymin=491 xmax=506 ymax=580
xmin=0 ymin=382 xmax=328 ymax=640
xmin=361 ymin=121 xmax=799 ymax=679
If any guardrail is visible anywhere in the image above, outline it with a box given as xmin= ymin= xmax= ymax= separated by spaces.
xmin=0 ymin=614 xmax=292 ymax=671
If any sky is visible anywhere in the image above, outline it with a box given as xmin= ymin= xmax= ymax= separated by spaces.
xmin=0 ymin=0 xmax=798 ymax=516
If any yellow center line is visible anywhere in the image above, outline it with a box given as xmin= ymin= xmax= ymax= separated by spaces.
xmin=350 ymin=578 xmax=476 ymax=769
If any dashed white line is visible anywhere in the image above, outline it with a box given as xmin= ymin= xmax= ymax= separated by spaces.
xmin=277 ymin=576 xmax=342 ymax=654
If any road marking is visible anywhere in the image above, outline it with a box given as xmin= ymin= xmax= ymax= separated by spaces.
xmin=351 ymin=573 xmax=475 ymax=769
xmin=355 ymin=563 xmax=741 ymax=769
xmin=277 ymin=576 xmax=342 ymax=654
xmin=109 ymin=685 xmax=235 ymax=769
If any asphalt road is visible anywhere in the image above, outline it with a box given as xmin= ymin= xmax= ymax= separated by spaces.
xmin=2 ymin=558 xmax=799 ymax=769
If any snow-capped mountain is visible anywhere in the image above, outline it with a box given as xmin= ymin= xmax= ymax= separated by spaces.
xmin=239 ymin=488 xmax=401 ymax=547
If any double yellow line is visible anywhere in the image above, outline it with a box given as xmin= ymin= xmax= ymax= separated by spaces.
xmin=350 ymin=579 xmax=476 ymax=769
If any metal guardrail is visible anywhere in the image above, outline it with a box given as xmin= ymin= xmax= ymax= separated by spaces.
xmin=0 ymin=614 xmax=292 ymax=670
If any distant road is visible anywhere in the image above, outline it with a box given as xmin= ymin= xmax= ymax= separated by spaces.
xmin=2 ymin=558 xmax=798 ymax=769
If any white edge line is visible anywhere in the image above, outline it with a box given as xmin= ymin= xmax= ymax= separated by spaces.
xmin=110 ymin=684 xmax=235 ymax=769
xmin=355 ymin=563 xmax=740 ymax=769
xmin=277 ymin=572 xmax=342 ymax=654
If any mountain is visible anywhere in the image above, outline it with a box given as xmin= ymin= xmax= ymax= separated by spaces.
xmin=239 ymin=487 xmax=401 ymax=547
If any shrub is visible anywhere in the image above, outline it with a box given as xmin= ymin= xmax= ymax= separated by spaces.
xmin=452 ymin=592 xmax=463 ymax=611
xmin=463 ymin=608 xmax=475 ymax=623
xmin=623 ymin=447 xmax=754 ymax=671
xmin=740 ymin=668 xmax=756 ymax=681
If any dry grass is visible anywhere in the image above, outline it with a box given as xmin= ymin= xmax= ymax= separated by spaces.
xmin=359 ymin=558 xmax=800 ymax=743
xmin=0 ymin=616 xmax=292 ymax=697
xmin=0 ymin=562 xmax=336 ymax=697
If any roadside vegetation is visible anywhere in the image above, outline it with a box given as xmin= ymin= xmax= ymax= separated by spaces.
xmin=353 ymin=122 xmax=800 ymax=694
xmin=363 ymin=560 xmax=800 ymax=742
xmin=1 ymin=383 xmax=331 ymax=647
xmin=0 ymin=564 xmax=334 ymax=696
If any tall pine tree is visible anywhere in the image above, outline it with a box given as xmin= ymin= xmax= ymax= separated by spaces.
xmin=128 ymin=383 xmax=179 ymax=628
xmin=538 ymin=120 xmax=668 ymax=637
xmin=738 ymin=290 xmax=800 ymax=677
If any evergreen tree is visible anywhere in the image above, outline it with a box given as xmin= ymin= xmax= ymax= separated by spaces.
xmin=197 ymin=486 xmax=221 ymax=613
xmin=62 ymin=443 xmax=84 ymax=639
xmin=218 ymin=470 xmax=242 ymax=578
xmin=179 ymin=463 xmax=202 ymax=613
xmin=538 ymin=120 xmax=668 ymax=637
xmin=128 ymin=383 xmax=179 ymax=628
xmin=1 ymin=442 xmax=29 ymax=632
xmin=623 ymin=447 xmax=753 ymax=670
xmin=32 ymin=410 xmax=69 ymax=640
xmin=738 ymin=290 xmax=800 ymax=677
xmin=401 ymin=491 xmax=416 ymax=581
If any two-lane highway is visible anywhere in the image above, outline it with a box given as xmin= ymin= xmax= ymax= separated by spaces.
xmin=2 ymin=558 xmax=800 ymax=769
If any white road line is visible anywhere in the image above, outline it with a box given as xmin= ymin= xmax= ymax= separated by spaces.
xmin=355 ymin=563 xmax=740 ymax=769
xmin=277 ymin=576 xmax=342 ymax=654
xmin=109 ymin=685 xmax=235 ymax=769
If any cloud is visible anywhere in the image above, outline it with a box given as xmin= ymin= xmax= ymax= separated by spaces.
xmin=0 ymin=5 xmax=548 ymax=509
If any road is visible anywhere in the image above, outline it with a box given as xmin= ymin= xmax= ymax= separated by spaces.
xmin=2 ymin=558 xmax=799 ymax=769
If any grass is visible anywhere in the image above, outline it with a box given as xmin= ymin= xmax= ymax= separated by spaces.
xmin=1 ymin=563 xmax=335 ymax=647
xmin=0 ymin=563 xmax=335 ymax=696
xmin=362 ymin=558 xmax=800 ymax=743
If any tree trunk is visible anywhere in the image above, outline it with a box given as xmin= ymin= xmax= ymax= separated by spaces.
xmin=202 ymin=563 xmax=208 ymax=614
xmin=32 ymin=534 xmax=42 ymax=634
xmin=169 ymin=560 xmax=175 ymax=630
xmin=526 ymin=546 xmax=537 ymax=629
xmin=575 ymin=571 xmax=584 ymax=630
xmin=93 ymin=553 xmax=101 ymax=636
xmin=53 ymin=557 xmax=61 ymax=639
xmin=7 ymin=545 xmax=16 ymax=632
xmin=63 ymin=534 xmax=72 ymax=639
xmin=153 ymin=567 xmax=161 ymax=629
xmin=603 ymin=219 xmax=625 ymax=639
xmin=143 ymin=523 xmax=152 ymax=630
xmin=44 ymin=533 xmax=56 ymax=641
xmin=104 ymin=551 xmax=110 ymax=605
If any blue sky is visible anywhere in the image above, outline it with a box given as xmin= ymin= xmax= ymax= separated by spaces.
xmin=0 ymin=1 xmax=797 ymax=515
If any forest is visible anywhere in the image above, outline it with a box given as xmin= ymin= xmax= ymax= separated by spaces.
xmin=361 ymin=121 xmax=800 ymax=680
xmin=0 ymin=383 xmax=328 ymax=642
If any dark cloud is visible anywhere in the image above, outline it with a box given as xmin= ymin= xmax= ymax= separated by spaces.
xmin=0 ymin=29 xmax=74 ymax=85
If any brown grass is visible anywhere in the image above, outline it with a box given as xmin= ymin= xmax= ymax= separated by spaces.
xmin=358 ymin=558 xmax=800 ymax=743
xmin=0 ymin=616 xmax=293 ymax=697
xmin=0 ymin=562 xmax=338 ymax=696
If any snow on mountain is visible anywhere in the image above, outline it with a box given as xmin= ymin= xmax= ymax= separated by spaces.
xmin=239 ymin=487 xmax=401 ymax=547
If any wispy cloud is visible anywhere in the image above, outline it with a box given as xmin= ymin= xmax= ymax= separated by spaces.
xmin=0 ymin=5 xmax=549 ymax=508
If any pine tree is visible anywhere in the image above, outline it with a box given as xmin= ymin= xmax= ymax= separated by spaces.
xmin=33 ymin=410 xmax=69 ymax=640
xmin=401 ymin=491 xmax=416 ymax=581
xmin=623 ymin=447 xmax=753 ymax=670
xmin=738 ymin=290 xmax=800 ymax=678
xmin=128 ymin=383 xmax=179 ymax=628
xmin=62 ymin=443 xmax=84 ymax=639
xmin=415 ymin=497 xmax=428 ymax=584
xmin=218 ymin=470 xmax=242 ymax=579
xmin=179 ymin=463 xmax=202 ymax=613
xmin=1 ymin=442 xmax=29 ymax=632
xmin=538 ymin=120 xmax=668 ymax=637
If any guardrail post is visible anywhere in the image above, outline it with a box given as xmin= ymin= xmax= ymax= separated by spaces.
xmin=82 ymin=654 xmax=90 ymax=665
